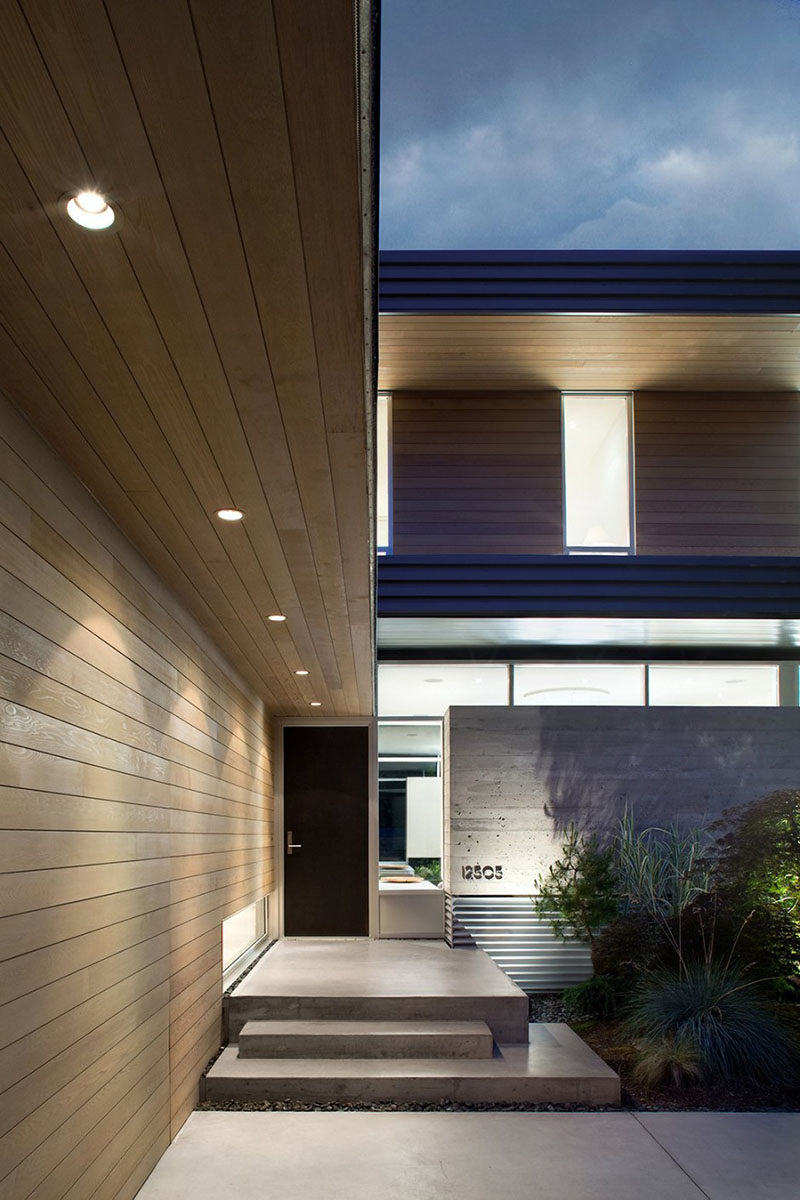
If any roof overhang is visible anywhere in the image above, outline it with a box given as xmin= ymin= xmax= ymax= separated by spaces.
xmin=379 ymin=251 xmax=800 ymax=393
xmin=0 ymin=1 xmax=378 ymax=715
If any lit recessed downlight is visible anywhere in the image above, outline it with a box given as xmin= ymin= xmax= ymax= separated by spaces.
xmin=214 ymin=507 xmax=245 ymax=522
xmin=295 ymin=669 xmax=309 ymax=676
xmin=66 ymin=190 xmax=116 ymax=230
xmin=310 ymin=701 xmax=322 ymax=707
xmin=267 ymin=614 xmax=287 ymax=622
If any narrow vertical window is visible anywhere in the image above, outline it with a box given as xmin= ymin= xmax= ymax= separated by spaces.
xmin=562 ymin=392 xmax=633 ymax=553
xmin=377 ymin=392 xmax=391 ymax=554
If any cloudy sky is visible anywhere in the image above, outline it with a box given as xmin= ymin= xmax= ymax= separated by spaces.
xmin=380 ymin=0 xmax=800 ymax=248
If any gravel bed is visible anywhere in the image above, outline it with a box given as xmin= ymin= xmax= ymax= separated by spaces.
xmin=199 ymin=1098 xmax=621 ymax=1113
xmin=528 ymin=992 xmax=568 ymax=1022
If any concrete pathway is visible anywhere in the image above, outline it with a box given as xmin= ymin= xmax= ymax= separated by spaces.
xmin=134 ymin=1110 xmax=800 ymax=1199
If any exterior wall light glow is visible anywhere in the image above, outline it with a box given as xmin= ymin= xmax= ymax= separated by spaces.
xmin=66 ymin=190 xmax=116 ymax=230
xmin=295 ymin=669 xmax=309 ymax=676
xmin=267 ymin=614 xmax=287 ymax=622
xmin=310 ymin=701 xmax=322 ymax=707
xmin=215 ymin=507 xmax=244 ymax=521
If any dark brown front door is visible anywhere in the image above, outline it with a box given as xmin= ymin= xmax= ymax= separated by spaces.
xmin=283 ymin=725 xmax=370 ymax=936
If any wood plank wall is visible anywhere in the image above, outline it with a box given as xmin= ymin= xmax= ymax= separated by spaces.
xmin=635 ymin=392 xmax=800 ymax=554
xmin=391 ymin=391 xmax=562 ymax=554
xmin=0 ymin=396 xmax=273 ymax=1200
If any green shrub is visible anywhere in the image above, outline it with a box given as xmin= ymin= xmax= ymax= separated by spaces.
xmin=625 ymin=961 xmax=800 ymax=1087
xmin=533 ymin=824 xmax=619 ymax=943
xmin=562 ymin=974 xmax=619 ymax=1020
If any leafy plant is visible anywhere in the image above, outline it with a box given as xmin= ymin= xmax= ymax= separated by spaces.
xmin=533 ymin=824 xmax=618 ymax=944
xmin=562 ymin=974 xmax=619 ymax=1020
xmin=711 ymin=789 xmax=800 ymax=920
xmin=624 ymin=960 xmax=800 ymax=1086
xmin=706 ymin=790 xmax=800 ymax=988
xmin=410 ymin=858 xmax=441 ymax=885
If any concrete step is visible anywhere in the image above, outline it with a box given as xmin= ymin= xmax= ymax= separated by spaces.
xmin=237 ymin=1019 xmax=495 ymax=1059
xmin=227 ymin=993 xmax=529 ymax=1044
xmin=204 ymin=1023 xmax=621 ymax=1106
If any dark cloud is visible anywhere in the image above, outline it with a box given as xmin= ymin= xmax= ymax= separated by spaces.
xmin=380 ymin=0 xmax=800 ymax=248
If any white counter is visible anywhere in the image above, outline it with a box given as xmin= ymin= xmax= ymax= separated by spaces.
xmin=378 ymin=879 xmax=445 ymax=938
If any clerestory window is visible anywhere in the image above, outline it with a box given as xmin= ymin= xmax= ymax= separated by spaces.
xmin=562 ymin=392 xmax=634 ymax=554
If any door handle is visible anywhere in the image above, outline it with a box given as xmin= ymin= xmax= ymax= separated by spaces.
xmin=287 ymin=830 xmax=303 ymax=855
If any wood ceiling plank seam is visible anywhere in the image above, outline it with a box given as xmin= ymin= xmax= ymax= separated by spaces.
xmin=101 ymin=0 xmax=343 ymax=712
xmin=272 ymin=0 xmax=370 ymax=713
xmin=1 ymin=418 xmax=272 ymax=758
xmin=188 ymin=0 xmax=352 ymax=706
xmin=0 ymin=343 xmax=285 ymax=712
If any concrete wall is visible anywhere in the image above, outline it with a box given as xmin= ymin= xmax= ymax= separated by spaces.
xmin=445 ymin=705 xmax=800 ymax=895
xmin=0 ymin=397 xmax=273 ymax=1199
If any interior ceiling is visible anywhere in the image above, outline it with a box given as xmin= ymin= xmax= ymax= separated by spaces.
xmin=379 ymin=314 xmax=800 ymax=393
xmin=0 ymin=0 xmax=374 ymax=717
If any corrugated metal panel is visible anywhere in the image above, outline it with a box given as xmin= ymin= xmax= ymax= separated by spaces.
xmin=378 ymin=555 xmax=800 ymax=620
xmin=449 ymin=895 xmax=594 ymax=993
xmin=380 ymin=251 xmax=800 ymax=315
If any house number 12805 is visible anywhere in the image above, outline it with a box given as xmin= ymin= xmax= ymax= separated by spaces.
xmin=461 ymin=864 xmax=503 ymax=880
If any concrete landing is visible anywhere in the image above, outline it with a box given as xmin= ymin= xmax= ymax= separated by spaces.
xmin=226 ymin=939 xmax=530 ymax=1043
xmin=204 ymin=1022 xmax=620 ymax=1105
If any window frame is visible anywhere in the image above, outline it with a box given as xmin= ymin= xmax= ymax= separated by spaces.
xmin=376 ymin=391 xmax=393 ymax=555
xmin=561 ymin=390 xmax=636 ymax=556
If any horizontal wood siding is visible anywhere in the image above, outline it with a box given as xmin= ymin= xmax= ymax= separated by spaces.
xmin=391 ymin=391 xmax=562 ymax=554
xmin=0 ymin=397 xmax=273 ymax=1200
xmin=635 ymin=392 xmax=800 ymax=555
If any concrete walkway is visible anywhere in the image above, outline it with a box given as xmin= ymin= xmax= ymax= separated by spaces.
xmin=135 ymin=1110 xmax=800 ymax=1199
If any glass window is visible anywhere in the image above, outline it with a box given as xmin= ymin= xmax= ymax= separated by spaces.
xmin=377 ymin=392 xmax=391 ymax=553
xmin=648 ymin=663 xmax=779 ymax=706
xmin=378 ymin=662 xmax=509 ymax=717
xmin=378 ymin=721 xmax=442 ymax=871
xmin=222 ymin=898 xmax=265 ymax=972
xmin=513 ymin=663 xmax=645 ymax=705
xmin=563 ymin=392 xmax=632 ymax=552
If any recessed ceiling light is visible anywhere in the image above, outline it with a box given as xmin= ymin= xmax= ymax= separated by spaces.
xmin=267 ymin=613 xmax=287 ymax=622
xmin=310 ymin=701 xmax=322 ymax=707
xmin=66 ymin=190 xmax=116 ymax=230
xmin=214 ymin=507 xmax=245 ymax=521
xmin=295 ymin=669 xmax=309 ymax=676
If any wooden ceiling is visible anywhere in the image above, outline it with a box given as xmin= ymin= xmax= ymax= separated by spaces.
xmin=0 ymin=0 xmax=374 ymax=716
xmin=379 ymin=314 xmax=800 ymax=392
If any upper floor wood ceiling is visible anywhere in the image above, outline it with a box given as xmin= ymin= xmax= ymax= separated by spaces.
xmin=379 ymin=314 xmax=800 ymax=393
xmin=0 ymin=0 xmax=375 ymax=717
